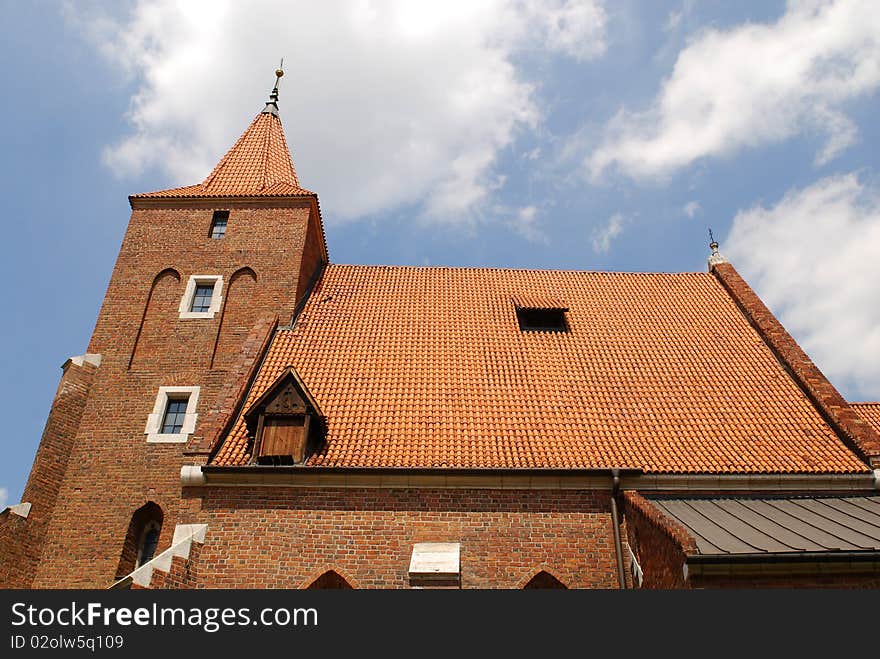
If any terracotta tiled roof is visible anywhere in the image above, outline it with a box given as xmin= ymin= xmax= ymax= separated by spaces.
xmin=211 ymin=266 xmax=868 ymax=473
xmin=853 ymin=403 xmax=880 ymax=435
xmin=132 ymin=112 xmax=314 ymax=198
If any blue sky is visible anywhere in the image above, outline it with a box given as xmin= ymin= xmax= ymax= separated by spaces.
xmin=2 ymin=0 xmax=879 ymax=507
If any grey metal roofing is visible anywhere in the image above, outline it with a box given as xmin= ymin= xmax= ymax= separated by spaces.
xmin=648 ymin=496 xmax=880 ymax=555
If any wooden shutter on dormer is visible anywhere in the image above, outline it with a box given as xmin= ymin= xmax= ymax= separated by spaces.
xmin=255 ymin=379 xmax=310 ymax=464
xmin=259 ymin=415 xmax=309 ymax=464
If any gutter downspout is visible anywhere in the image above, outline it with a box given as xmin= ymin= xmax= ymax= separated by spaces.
xmin=610 ymin=468 xmax=627 ymax=589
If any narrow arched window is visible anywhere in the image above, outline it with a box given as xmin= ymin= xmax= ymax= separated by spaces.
xmin=116 ymin=502 xmax=164 ymax=580
xmin=137 ymin=521 xmax=162 ymax=567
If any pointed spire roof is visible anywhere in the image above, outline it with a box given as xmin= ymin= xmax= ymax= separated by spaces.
xmin=131 ymin=67 xmax=313 ymax=200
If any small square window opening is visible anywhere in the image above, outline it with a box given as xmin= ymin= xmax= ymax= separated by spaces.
xmin=190 ymin=284 xmax=215 ymax=313
xmin=516 ymin=308 xmax=568 ymax=332
xmin=210 ymin=211 xmax=228 ymax=239
xmin=161 ymin=397 xmax=189 ymax=434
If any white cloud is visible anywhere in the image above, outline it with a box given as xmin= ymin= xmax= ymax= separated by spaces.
xmin=591 ymin=213 xmax=626 ymax=253
xmin=0 ymin=487 xmax=7 ymax=510
xmin=683 ymin=200 xmax=700 ymax=218
xmin=726 ymin=173 xmax=880 ymax=399
xmin=522 ymin=0 xmax=607 ymax=61
xmin=664 ymin=10 xmax=683 ymax=33
xmin=69 ymin=0 xmax=606 ymax=223
xmin=507 ymin=205 xmax=548 ymax=243
xmin=589 ymin=0 xmax=880 ymax=180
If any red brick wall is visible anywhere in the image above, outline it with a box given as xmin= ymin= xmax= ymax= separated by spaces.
xmin=178 ymin=487 xmax=622 ymax=589
xmin=0 ymin=512 xmax=33 ymax=588
xmin=87 ymin=203 xmax=314 ymax=359
xmin=23 ymin=199 xmax=322 ymax=588
xmin=211 ymin=268 xmax=257 ymax=370
xmin=129 ymin=269 xmax=182 ymax=370
xmin=0 ymin=359 xmax=98 ymax=588
xmin=295 ymin=207 xmax=326 ymax=305
xmin=622 ymin=491 xmax=694 ymax=589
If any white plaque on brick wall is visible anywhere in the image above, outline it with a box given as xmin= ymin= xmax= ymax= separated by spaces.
xmin=409 ymin=543 xmax=460 ymax=576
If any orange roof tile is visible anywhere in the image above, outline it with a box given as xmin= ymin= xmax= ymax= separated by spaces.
xmin=132 ymin=112 xmax=313 ymax=199
xmin=853 ymin=403 xmax=880 ymax=435
xmin=211 ymin=266 xmax=867 ymax=473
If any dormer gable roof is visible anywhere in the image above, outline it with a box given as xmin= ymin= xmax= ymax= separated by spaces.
xmin=244 ymin=366 xmax=324 ymax=422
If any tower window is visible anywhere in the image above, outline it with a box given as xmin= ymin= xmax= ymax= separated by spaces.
xmin=516 ymin=307 xmax=568 ymax=332
xmin=209 ymin=211 xmax=228 ymax=239
xmin=145 ymin=386 xmax=201 ymax=443
xmin=161 ymin=397 xmax=189 ymax=434
xmin=178 ymin=275 xmax=223 ymax=319
xmin=190 ymin=284 xmax=215 ymax=313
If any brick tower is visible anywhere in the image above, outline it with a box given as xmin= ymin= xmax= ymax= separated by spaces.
xmin=0 ymin=68 xmax=327 ymax=587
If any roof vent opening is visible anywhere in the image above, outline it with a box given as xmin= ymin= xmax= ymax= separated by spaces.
xmin=516 ymin=307 xmax=568 ymax=332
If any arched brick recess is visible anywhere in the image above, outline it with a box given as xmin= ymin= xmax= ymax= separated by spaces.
xmin=211 ymin=267 xmax=257 ymax=369
xmin=300 ymin=566 xmax=359 ymax=590
xmin=518 ymin=567 xmax=568 ymax=589
xmin=129 ymin=269 xmax=180 ymax=369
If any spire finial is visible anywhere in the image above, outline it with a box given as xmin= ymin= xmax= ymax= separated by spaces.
xmin=707 ymin=228 xmax=727 ymax=268
xmin=262 ymin=59 xmax=284 ymax=116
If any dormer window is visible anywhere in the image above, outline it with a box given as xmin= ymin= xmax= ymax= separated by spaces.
xmin=512 ymin=295 xmax=569 ymax=332
xmin=516 ymin=307 xmax=568 ymax=332
xmin=244 ymin=367 xmax=326 ymax=466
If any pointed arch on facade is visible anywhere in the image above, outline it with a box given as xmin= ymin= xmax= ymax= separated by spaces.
xmin=517 ymin=566 xmax=569 ymax=589
xmin=115 ymin=501 xmax=164 ymax=581
xmin=211 ymin=266 xmax=258 ymax=369
xmin=300 ymin=566 xmax=358 ymax=590
xmin=129 ymin=268 xmax=181 ymax=369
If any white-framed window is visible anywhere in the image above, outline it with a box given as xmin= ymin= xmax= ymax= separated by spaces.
xmin=178 ymin=275 xmax=223 ymax=319
xmin=144 ymin=386 xmax=200 ymax=443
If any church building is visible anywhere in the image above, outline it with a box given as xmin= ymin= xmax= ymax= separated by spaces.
xmin=3 ymin=69 xmax=880 ymax=589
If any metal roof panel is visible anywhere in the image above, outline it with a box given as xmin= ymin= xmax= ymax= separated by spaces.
xmin=646 ymin=495 xmax=880 ymax=556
